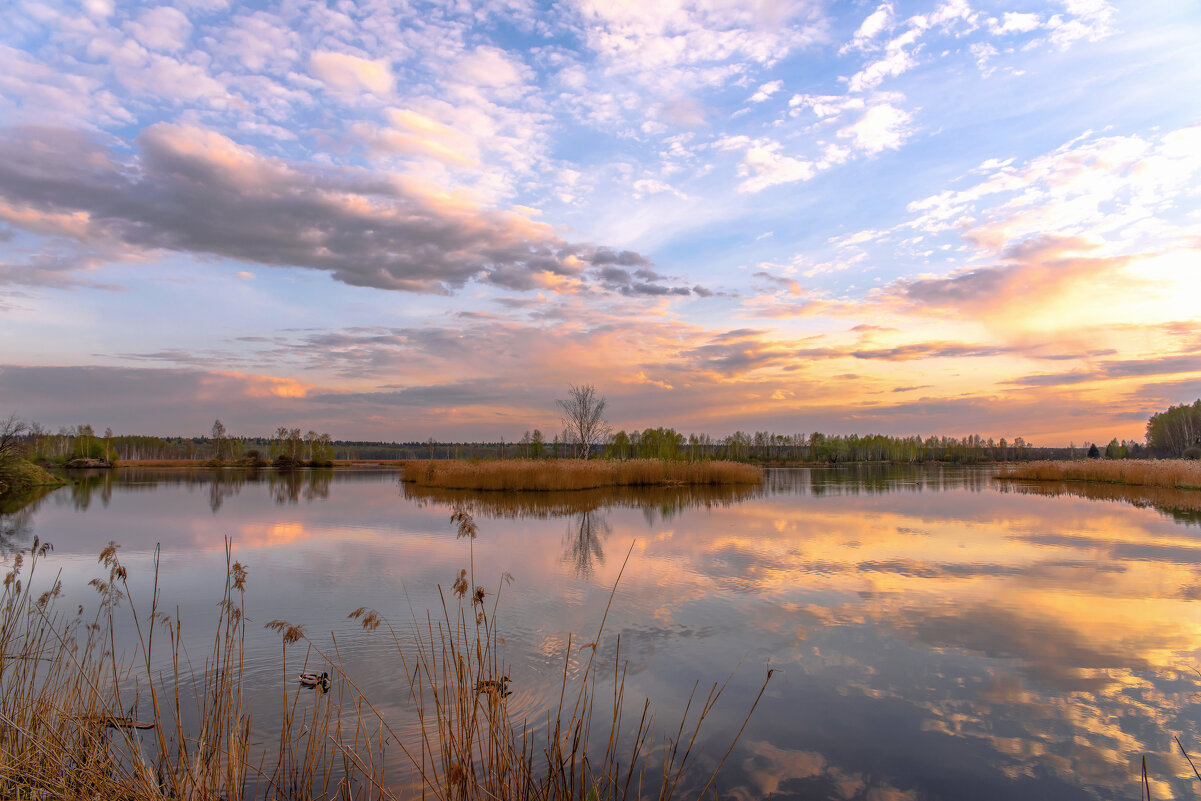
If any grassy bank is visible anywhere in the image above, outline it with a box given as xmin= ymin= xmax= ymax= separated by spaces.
xmin=0 ymin=515 xmax=768 ymax=800
xmin=402 ymin=458 xmax=763 ymax=491
xmin=996 ymin=459 xmax=1201 ymax=490
xmin=0 ymin=457 xmax=65 ymax=503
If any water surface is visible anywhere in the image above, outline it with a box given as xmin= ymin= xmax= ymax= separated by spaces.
xmin=4 ymin=465 xmax=1201 ymax=800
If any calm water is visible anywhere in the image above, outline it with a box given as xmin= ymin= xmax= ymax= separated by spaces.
xmin=4 ymin=465 xmax=1201 ymax=800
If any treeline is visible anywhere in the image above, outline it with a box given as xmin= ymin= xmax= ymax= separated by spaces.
xmin=599 ymin=428 xmax=1061 ymax=463
xmin=6 ymin=425 xmax=1094 ymax=465
xmin=1146 ymin=400 xmax=1201 ymax=458
xmin=18 ymin=421 xmax=339 ymax=467
xmin=13 ymin=399 xmax=1200 ymax=467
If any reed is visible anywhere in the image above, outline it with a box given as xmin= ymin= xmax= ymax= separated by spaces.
xmin=0 ymin=512 xmax=769 ymax=800
xmin=402 ymin=458 xmax=763 ymax=491
xmin=995 ymin=459 xmax=1201 ymax=490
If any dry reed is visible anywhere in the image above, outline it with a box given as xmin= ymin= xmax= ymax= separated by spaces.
xmin=402 ymin=459 xmax=763 ymax=492
xmin=995 ymin=459 xmax=1201 ymax=490
xmin=0 ymin=511 xmax=770 ymax=800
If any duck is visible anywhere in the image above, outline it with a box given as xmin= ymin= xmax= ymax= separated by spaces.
xmin=299 ymin=671 xmax=330 ymax=689
xmin=476 ymin=676 xmax=512 ymax=698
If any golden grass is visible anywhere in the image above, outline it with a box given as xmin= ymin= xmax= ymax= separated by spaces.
xmin=0 ymin=512 xmax=769 ymax=800
xmin=403 ymin=458 xmax=763 ymax=491
xmin=995 ymin=459 xmax=1201 ymax=490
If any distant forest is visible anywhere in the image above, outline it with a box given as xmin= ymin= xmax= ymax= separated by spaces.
xmin=14 ymin=423 xmax=1158 ymax=465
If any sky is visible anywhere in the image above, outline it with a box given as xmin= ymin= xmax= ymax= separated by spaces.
xmin=0 ymin=0 xmax=1199 ymax=445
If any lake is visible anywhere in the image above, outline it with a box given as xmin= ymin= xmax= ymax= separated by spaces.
xmin=3 ymin=464 xmax=1201 ymax=800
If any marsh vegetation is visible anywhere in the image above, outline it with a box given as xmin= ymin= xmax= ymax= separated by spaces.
xmin=0 ymin=508 xmax=768 ymax=800
xmin=996 ymin=459 xmax=1201 ymax=490
xmin=401 ymin=458 xmax=763 ymax=491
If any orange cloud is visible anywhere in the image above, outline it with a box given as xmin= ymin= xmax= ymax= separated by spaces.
xmin=211 ymin=371 xmax=311 ymax=399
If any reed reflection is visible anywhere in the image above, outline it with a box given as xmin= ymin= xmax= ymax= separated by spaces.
xmin=997 ymin=478 xmax=1201 ymax=525
xmin=401 ymin=481 xmax=762 ymax=522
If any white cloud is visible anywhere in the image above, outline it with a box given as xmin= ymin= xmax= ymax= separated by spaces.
xmin=726 ymin=139 xmax=815 ymax=193
xmin=842 ymin=2 xmax=894 ymax=53
xmin=453 ymin=46 xmax=528 ymax=91
xmin=846 ymin=26 xmax=923 ymax=92
xmin=838 ymin=103 xmax=913 ymax=154
xmin=125 ymin=7 xmax=193 ymax=53
xmin=309 ymin=50 xmax=394 ymax=96
xmin=905 ymin=124 xmax=1201 ymax=255
xmin=988 ymin=12 xmax=1042 ymax=35
xmin=789 ymin=93 xmax=866 ymax=119
xmin=1047 ymin=0 xmax=1117 ymax=48
xmin=749 ymin=80 xmax=783 ymax=103
xmin=632 ymin=178 xmax=687 ymax=199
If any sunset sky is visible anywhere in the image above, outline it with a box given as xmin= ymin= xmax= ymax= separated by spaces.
xmin=1 ymin=0 xmax=1199 ymax=444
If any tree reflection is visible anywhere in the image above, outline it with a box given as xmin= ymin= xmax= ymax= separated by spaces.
xmin=562 ymin=510 xmax=610 ymax=578
xmin=0 ymin=488 xmax=55 ymax=555
xmin=268 ymin=469 xmax=332 ymax=505
xmin=402 ymin=482 xmax=761 ymax=522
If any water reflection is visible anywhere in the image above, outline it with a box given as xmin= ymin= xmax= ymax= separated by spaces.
xmin=998 ymin=478 xmax=1201 ymax=526
xmin=402 ymin=480 xmax=763 ymax=522
xmin=563 ymin=510 xmax=611 ymax=578
xmin=267 ymin=468 xmax=332 ymax=505
xmin=6 ymin=465 xmax=1201 ymax=800
xmin=51 ymin=466 xmax=338 ymax=512
xmin=0 ymin=487 xmax=55 ymax=554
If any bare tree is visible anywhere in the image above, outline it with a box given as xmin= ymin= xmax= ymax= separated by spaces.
xmin=556 ymin=384 xmax=610 ymax=459
xmin=211 ymin=419 xmax=227 ymax=461
xmin=0 ymin=414 xmax=28 ymax=466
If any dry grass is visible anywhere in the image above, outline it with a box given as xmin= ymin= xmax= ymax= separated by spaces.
xmin=0 ymin=511 xmax=769 ymax=800
xmin=403 ymin=459 xmax=763 ymax=492
xmin=996 ymin=459 xmax=1201 ymax=490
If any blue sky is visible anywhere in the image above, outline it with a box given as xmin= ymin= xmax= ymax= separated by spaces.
xmin=1 ymin=0 xmax=1199 ymax=443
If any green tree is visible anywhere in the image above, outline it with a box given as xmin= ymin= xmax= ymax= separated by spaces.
xmin=1147 ymin=400 xmax=1201 ymax=456
xmin=530 ymin=429 xmax=545 ymax=459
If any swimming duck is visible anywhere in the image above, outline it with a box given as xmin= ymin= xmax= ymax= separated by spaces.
xmin=476 ymin=676 xmax=512 ymax=698
xmin=299 ymin=671 xmax=330 ymax=689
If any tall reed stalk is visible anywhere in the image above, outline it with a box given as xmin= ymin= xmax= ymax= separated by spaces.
xmin=0 ymin=511 xmax=770 ymax=799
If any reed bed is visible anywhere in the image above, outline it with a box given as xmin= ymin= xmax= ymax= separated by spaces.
xmin=0 ymin=511 xmax=769 ymax=800
xmin=995 ymin=459 xmax=1201 ymax=490
xmin=402 ymin=459 xmax=763 ymax=492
